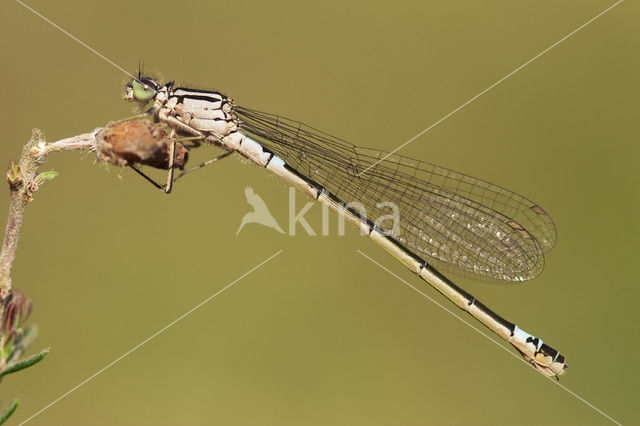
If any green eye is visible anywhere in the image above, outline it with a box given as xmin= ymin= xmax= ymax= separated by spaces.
xmin=132 ymin=80 xmax=156 ymax=102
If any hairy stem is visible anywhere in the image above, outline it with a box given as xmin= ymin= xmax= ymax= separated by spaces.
xmin=0 ymin=128 xmax=100 ymax=328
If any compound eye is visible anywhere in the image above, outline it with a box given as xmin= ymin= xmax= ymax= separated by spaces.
xmin=131 ymin=80 xmax=156 ymax=102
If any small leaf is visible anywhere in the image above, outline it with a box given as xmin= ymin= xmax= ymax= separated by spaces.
xmin=35 ymin=171 xmax=58 ymax=182
xmin=0 ymin=348 xmax=49 ymax=378
xmin=0 ymin=399 xmax=19 ymax=425
xmin=6 ymin=162 xmax=22 ymax=189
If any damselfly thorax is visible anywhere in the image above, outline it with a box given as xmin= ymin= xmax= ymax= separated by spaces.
xmin=127 ymin=79 xmax=241 ymax=147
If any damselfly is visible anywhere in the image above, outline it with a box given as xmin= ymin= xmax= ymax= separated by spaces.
xmin=124 ymin=76 xmax=567 ymax=377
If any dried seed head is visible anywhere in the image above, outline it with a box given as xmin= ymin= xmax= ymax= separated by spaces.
xmin=2 ymin=303 xmax=16 ymax=334
xmin=96 ymin=121 xmax=189 ymax=170
xmin=23 ymin=299 xmax=32 ymax=321
xmin=1 ymin=290 xmax=30 ymax=334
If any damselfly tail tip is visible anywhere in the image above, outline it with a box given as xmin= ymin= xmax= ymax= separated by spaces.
xmin=525 ymin=349 xmax=567 ymax=377
xmin=510 ymin=328 xmax=567 ymax=377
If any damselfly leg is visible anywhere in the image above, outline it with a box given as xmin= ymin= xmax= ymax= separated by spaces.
xmin=174 ymin=149 xmax=235 ymax=183
xmin=115 ymin=95 xmax=233 ymax=191
xmin=129 ymin=134 xmax=205 ymax=194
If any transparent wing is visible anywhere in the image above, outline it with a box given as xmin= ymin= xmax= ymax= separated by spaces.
xmin=236 ymin=107 xmax=556 ymax=281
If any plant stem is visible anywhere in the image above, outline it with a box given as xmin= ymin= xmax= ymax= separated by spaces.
xmin=0 ymin=128 xmax=100 ymax=330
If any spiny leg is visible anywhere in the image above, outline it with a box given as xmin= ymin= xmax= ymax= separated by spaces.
xmin=128 ymin=134 xmax=206 ymax=194
xmin=129 ymin=164 xmax=166 ymax=192
xmin=127 ymin=148 xmax=175 ymax=194
xmin=164 ymin=141 xmax=177 ymax=194
xmin=174 ymin=150 xmax=234 ymax=183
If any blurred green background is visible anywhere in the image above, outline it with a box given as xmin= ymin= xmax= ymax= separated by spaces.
xmin=0 ymin=1 xmax=637 ymax=424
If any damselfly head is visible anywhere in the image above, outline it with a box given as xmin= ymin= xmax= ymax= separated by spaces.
xmin=124 ymin=77 xmax=159 ymax=103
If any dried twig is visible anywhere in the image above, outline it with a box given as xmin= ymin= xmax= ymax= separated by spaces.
xmin=0 ymin=122 xmax=183 ymax=422
xmin=0 ymin=128 xmax=100 ymax=319
xmin=0 ymin=127 xmax=101 ymax=422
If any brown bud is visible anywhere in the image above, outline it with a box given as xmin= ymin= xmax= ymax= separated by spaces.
xmin=23 ymin=298 xmax=32 ymax=321
xmin=2 ymin=302 xmax=16 ymax=334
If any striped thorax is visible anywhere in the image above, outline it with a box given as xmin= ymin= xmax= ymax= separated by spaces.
xmin=126 ymin=77 xmax=279 ymax=169
xmin=126 ymin=77 xmax=241 ymax=146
